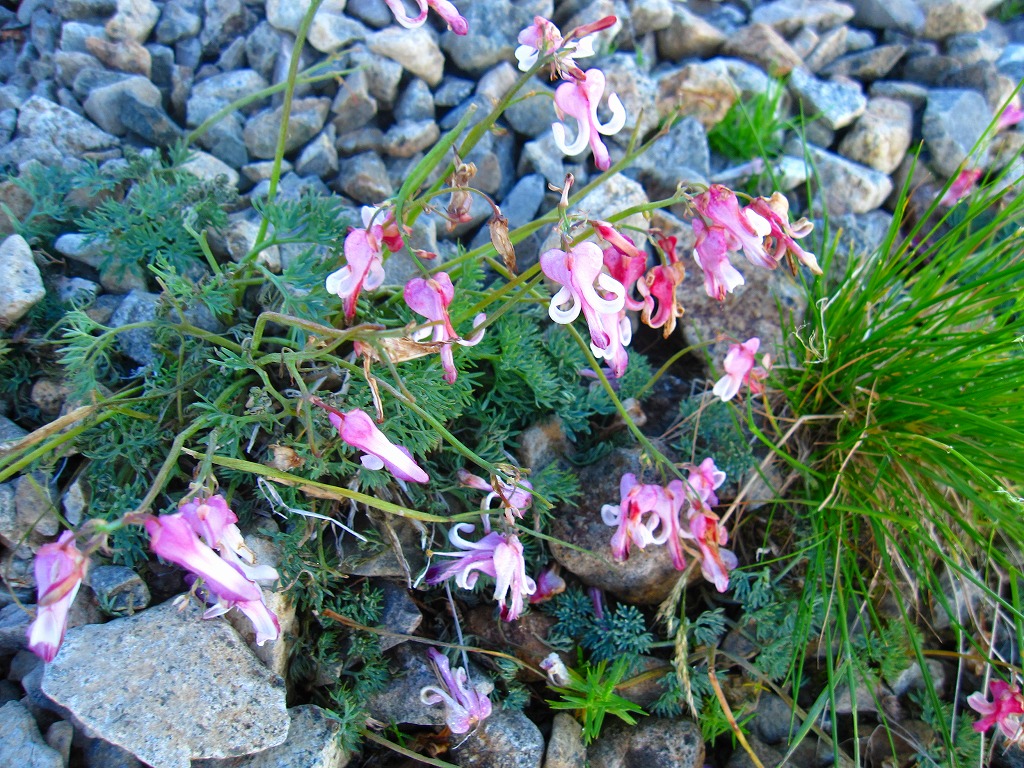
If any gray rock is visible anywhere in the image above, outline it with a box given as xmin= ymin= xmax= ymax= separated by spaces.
xmin=15 ymin=471 xmax=59 ymax=540
xmin=240 ymin=159 xmax=291 ymax=186
xmin=545 ymin=713 xmax=585 ymax=767
xmin=945 ymin=32 xmax=1003 ymax=65
xmin=83 ymin=76 xmax=162 ymax=136
xmin=89 ymin=565 xmax=150 ymax=617
xmin=868 ymin=79 xmax=930 ymax=109
xmin=846 ymin=0 xmax=925 ymax=32
xmin=476 ymin=61 xmax=518 ymax=107
xmin=801 ymin=143 xmax=893 ymax=214
xmin=376 ymin=580 xmax=423 ymax=651
xmin=383 ymin=120 xmax=440 ymax=158
xmin=804 ymin=25 xmax=849 ymax=73
xmin=346 ymin=0 xmax=392 ymax=28
xmin=453 ymin=709 xmax=544 ymax=768
xmin=215 ymin=37 xmax=248 ymax=71
xmin=438 ymin=94 xmax=492 ymax=132
xmin=335 ymin=127 xmax=385 ymax=156
xmin=838 ymin=96 xmax=912 ymax=173
xmin=61 ymin=476 xmax=89 ymax=527
xmin=0 ymin=679 xmax=21 ymax=705
xmin=518 ymin=133 xmax=566 ymax=187
xmin=628 ymin=116 xmax=709 ymax=198
xmin=42 ymin=597 xmax=289 ymax=768
xmin=704 ymin=57 xmax=772 ymax=101
xmin=346 ymin=47 xmax=403 ymax=108
xmin=724 ymin=735 xmax=785 ymax=768
xmin=435 ymin=77 xmax=474 ymax=109
xmin=9 ymin=648 xmax=43 ymax=682
xmin=922 ymin=89 xmax=992 ymax=177
xmin=213 ymin=216 xmax=280 ymax=271
xmin=0 ymin=700 xmax=64 ymax=768
xmin=108 ymin=290 xmax=160 ymax=366
xmin=655 ymin=62 xmax=737 ymax=130
xmin=156 ymin=0 xmax=201 ymax=44
xmin=54 ymin=0 xmax=117 ymax=19
xmin=243 ymin=97 xmax=331 ymax=159
xmin=105 ymin=0 xmax=160 ymax=42
xmin=789 ymin=68 xmax=866 ymax=130
xmin=920 ymin=0 xmax=985 ymax=40
xmin=440 ymin=0 xmax=552 ymax=74
xmin=10 ymin=96 xmax=119 ymax=167
xmin=264 ymin=0 xmax=346 ymax=34
xmin=338 ymin=152 xmax=393 ymax=203
xmin=295 ymin=129 xmax=339 ymax=178
xmin=193 ymin=705 xmax=349 ymax=768
xmin=45 ymin=720 xmax=73 ymax=767
xmin=0 ymin=600 xmax=31 ymax=655
xmin=187 ymin=69 xmax=270 ymax=126
xmin=308 ymin=12 xmax=368 ymax=54
xmin=395 ymin=78 xmax=434 ymax=123
xmin=53 ymin=51 xmax=100 ymax=91
xmin=330 ymin=70 xmax=378 ymax=134
xmin=244 ymin=22 xmax=281 ymax=80
xmin=588 ymin=718 xmax=703 ymax=768
xmin=0 ymin=234 xmax=45 ymax=326
xmin=367 ymin=27 xmax=445 ymax=86
xmin=59 ymin=20 xmax=107 ymax=54
xmin=750 ymin=693 xmax=798 ymax=745
xmin=941 ymin=60 xmax=1018 ymax=113
xmin=504 ymin=77 xmax=556 ymax=137
xmin=180 ymin=150 xmax=241 ymax=188
xmin=751 ymin=0 xmax=855 ymax=34
xmin=602 ymin=54 xmax=659 ymax=143
xmin=656 ymin=5 xmax=725 ymax=59
xmin=903 ymin=52 xmax=964 ymax=85
xmin=0 ymin=415 xmax=28 ymax=444
xmin=723 ymin=23 xmax=804 ymax=76
xmin=821 ymin=44 xmax=906 ymax=80
xmin=199 ymin=0 xmax=256 ymax=55
xmin=83 ymin=739 xmax=143 ymax=767
xmin=632 ymin=0 xmax=673 ymax=35
xmin=889 ymin=659 xmax=946 ymax=697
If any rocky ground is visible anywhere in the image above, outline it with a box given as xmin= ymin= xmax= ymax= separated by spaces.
xmin=1 ymin=0 xmax=1022 ymax=765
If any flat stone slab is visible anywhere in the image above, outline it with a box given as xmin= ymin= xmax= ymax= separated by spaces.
xmin=42 ymin=597 xmax=289 ymax=768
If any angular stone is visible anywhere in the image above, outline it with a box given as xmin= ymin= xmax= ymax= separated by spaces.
xmin=199 ymin=0 xmax=256 ymax=55
xmin=0 ymin=234 xmax=45 ymax=326
xmin=723 ymin=23 xmax=804 ymax=76
xmin=588 ymin=717 xmax=704 ymax=768
xmin=83 ymin=76 xmax=162 ymax=136
xmin=804 ymin=25 xmax=849 ymax=72
xmin=376 ymin=580 xmax=422 ymax=651
xmin=821 ymin=44 xmax=907 ymax=80
xmin=186 ymin=69 xmax=269 ymax=126
xmin=845 ymin=0 xmax=925 ymax=32
xmin=338 ymin=152 xmax=393 ymax=203
xmin=42 ymin=598 xmax=289 ymax=768
xmin=545 ymin=713 xmax=586 ymax=768
xmin=656 ymin=62 xmax=737 ymax=130
xmin=656 ymin=5 xmax=726 ymax=59
xmin=265 ymin=0 xmax=345 ymax=34
xmin=84 ymin=36 xmax=151 ymax=77
xmin=346 ymin=47 xmax=403 ymax=108
xmin=243 ymin=97 xmax=331 ymax=159
xmin=439 ymin=0 xmax=552 ymax=75
xmin=869 ymin=79 xmax=929 ymax=109
xmin=395 ymin=78 xmax=434 ymax=122
xmin=13 ymin=96 xmax=118 ymax=163
xmin=156 ymin=0 xmax=201 ymax=44
xmin=330 ymin=70 xmax=378 ymax=134
xmin=0 ymin=700 xmax=63 ymax=768
xmin=367 ymin=27 xmax=445 ymax=86
xmin=308 ymin=12 xmax=367 ymax=54
xmin=628 ymin=116 xmax=709 ymax=198
xmin=920 ymin=0 xmax=985 ymax=40
xmin=838 ymin=96 xmax=913 ymax=173
xmin=108 ymin=290 xmax=160 ymax=366
xmin=632 ymin=0 xmax=673 ymax=35
xmin=105 ymin=0 xmax=159 ymax=42
xmin=452 ymin=708 xmax=545 ymax=768
xmin=89 ymin=565 xmax=150 ymax=617
xmin=789 ymin=68 xmax=866 ymax=130
xmin=751 ymin=0 xmax=854 ymax=34
xmin=382 ymin=119 xmax=439 ymax=158
xmin=180 ymin=150 xmax=241 ymax=188
xmin=922 ymin=89 xmax=992 ymax=177
xmin=801 ymin=143 xmax=893 ymax=214
xmin=295 ymin=129 xmax=339 ymax=179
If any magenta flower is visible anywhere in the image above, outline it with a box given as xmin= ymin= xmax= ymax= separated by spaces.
xmin=383 ymin=0 xmax=468 ymax=34
xmin=420 ymin=648 xmax=492 ymax=733
xmin=652 ymin=479 xmax=689 ymax=571
xmin=712 ymin=337 xmax=768 ymax=402
xmin=599 ymin=227 xmax=646 ymax=312
xmin=144 ymin=512 xmax=281 ymax=644
xmin=551 ymin=68 xmax=626 ymax=170
xmin=601 ymin=474 xmax=663 ymax=562
xmin=940 ymin=168 xmax=982 ymax=206
xmin=591 ymin=309 xmax=631 ymax=378
xmin=687 ymin=458 xmax=727 ymax=507
xmin=638 ymin=251 xmax=686 ymax=338
xmin=998 ymin=103 xmax=1024 ymax=131
xmin=745 ymin=193 xmax=822 ymax=275
xmin=529 ymin=563 xmax=567 ymax=604
xmin=968 ymin=680 xmax=1024 ymax=740
xmin=457 ymin=469 xmax=533 ymax=518
xmin=516 ymin=16 xmax=615 ymax=78
xmin=693 ymin=185 xmax=773 ymax=269
xmin=27 ymin=532 xmax=89 ymax=662
xmin=687 ymin=504 xmax=738 ymax=593
xmin=326 ymin=230 xmax=385 ymax=323
xmin=403 ymin=272 xmax=486 ymax=385
xmin=316 ymin=402 xmax=429 ymax=484
xmin=515 ymin=16 xmax=566 ymax=71
xmin=693 ymin=218 xmax=746 ymax=301
xmin=180 ymin=495 xmax=279 ymax=583
xmin=540 ymin=241 xmax=625 ymax=349
xmin=425 ymin=523 xmax=537 ymax=621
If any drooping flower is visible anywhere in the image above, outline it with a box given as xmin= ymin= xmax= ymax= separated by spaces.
xmin=638 ymin=247 xmax=686 ymax=338
xmin=420 ymin=648 xmax=492 ymax=733
xmin=540 ymin=241 xmax=625 ymax=349
xmin=144 ymin=512 xmax=281 ymax=644
xmin=515 ymin=16 xmax=614 ymax=78
xmin=687 ymin=458 xmax=727 ymax=507
xmin=692 ymin=218 xmax=746 ymax=301
xmin=940 ymin=168 xmax=982 ymax=206
xmin=316 ymin=402 xmax=429 ymax=484
xmin=745 ymin=192 xmax=821 ymax=275
xmin=591 ymin=309 xmax=631 ymax=378
xmin=515 ymin=16 xmax=565 ymax=71
xmin=692 ymin=185 xmax=774 ymax=269
xmin=598 ymin=225 xmax=646 ymax=312
xmin=712 ymin=337 xmax=768 ymax=402
xmin=179 ymin=494 xmax=278 ymax=584
xmin=688 ymin=503 xmax=738 ymax=592
xmin=551 ymin=68 xmax=626 ymax=170
xmin=529 ymin=563 xmax=567 ymax=604
xmin=326 ymin=206 xmax=401 ymax=323
xmin=383 ymin=0 xmax=468 ymax=34
xmin=27 ymin=531 xmax=89 ymax=662
xmin=539 ymin=651 xmax=571 ymax=686
xmin=968 ymin=680 xmax=1024 ymax=741
xmin=457 ymin=468 xmax=533 ymax=519
xmin=651 ymin=479 xmax=689 ymax=571
xmin=404 ymin=272 xmax=486 ymax=384
xmin=601 ymin=474 xmax=663 ymax=562
xmin=426 ymin=523 xmax=537 ymax=621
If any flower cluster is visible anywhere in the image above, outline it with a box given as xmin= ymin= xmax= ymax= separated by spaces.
xmin=968 ymin=680 xmax=1024 ymax=741
xmin=146 ymin=495 xmax=281 ymax=645
xmin=692 ymin=185 xmax=820 ymax=301
xmin=326 ymin=206 xmax=404 ymax=323
xmin=516 ymin=16 xmax=624 ymax=170
xmin=601 ymin=459 xmax=737 ymax=592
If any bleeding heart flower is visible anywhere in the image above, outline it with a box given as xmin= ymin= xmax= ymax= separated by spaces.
xmin=541 ymin=241 xmax=625 ymax=350
xmin=693 ymin=185 xmax=774 ymax=270
xmin=551 ymin=68 xmax=626 ymax=170
xmin=968 ymin=680 xmax=1024 ymax=741
xmin=27 ymin=532 xmax=89 ymax=662
xmin=601 ymin=474 xmax=663 ymax=562
xmin=746 ymin=193 xmax=821 ymax=275
xmin=317 ymin=403 xmax=429 ymax=484
xmin=420 ymin=648 xmax=492 ymax=733
xmin=383 ymin=0 xmax=468 ymax=34
xmin=687 ymin=502 xmax=738 ymax=593
xmin=712 ymin=337 xmax=769 ymax=402
xmin=404 ymin=272 xmax=486 ymax=384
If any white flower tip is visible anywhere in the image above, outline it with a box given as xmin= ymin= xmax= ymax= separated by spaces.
xmin=745 ymin=209 xmax=771 ymax=237
xmin=360 ymin=454 xmax=386 ymax=471
xmin=597 ymin=93 xmax=626 ymax=136
xmin=514 ymin=45 xmax=538 ymax=71
xmin=573 ymin=35 xmax=596 ymax=59
xmin=552 ymin=120 xmax=589 ymax=157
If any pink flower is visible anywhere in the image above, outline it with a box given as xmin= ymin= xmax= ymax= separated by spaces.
xmin=940 ymin=168 xmax=982 ymax=206
xmin=179 ymin=495 xmax=279 ymax=584
xmin=326 ymin=219 xmax=387 ymax=324
xmin=688 ymin=503 xmax=738 ymax=593
xmin=515 ymin=16 xmax=566 ymax=71
xmin=540 ymin=241 xmax=625 ymax=349
xmin=529 ymin=563 xmax=566 ymax=604
xmin=599 ymin=226 xmax=646 ymax=312
xmin=638 ymin=248 xmax=686 ymax=338
xmin=712 ymin=337 xmax=768 ymax=402
xmin=551 ymin=68 xmax=626 ymax=170
xmin=316 ymin=402 xmax=429 ymax=483
xmin=27 ymin=532 xmax=89 ymax=662
xmin=693 ymin=185 xmax=774 ymax=269
xmin=515 ymin=16 xmax=614 ymax=78
xmin=968 ymin=680 xmax=1024 ymax=741
xmin=457 ymin=469 xmax=533 ymax=518
xmin=652 ymin=479 xmax=689 ymax=571
xmin=693 ymin=218 xmax=746 ymax=300
xmin=383 ymin=0 xmax=468 ymax=34
xmin=144 ymin=512 xmax=281 ymax=644
xmin=687 ymin=458 xmax=727 ymax=507
xmin=404 ymin=272 xmax=486 ymax=384
xmin=745 ymin=193 xmax=821 ymax=275
xmin=591 ymin=309 xmax=631 ymax=378
xmin=420 ymin=648 xmax=492 ymax=733
xmin=998 ymin=103 xmax=1024 ymax=131
xmin=601 ymin=474 xmax=663 ymax=562
xmin=426 ymin=523 xmax=537 ymax=621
